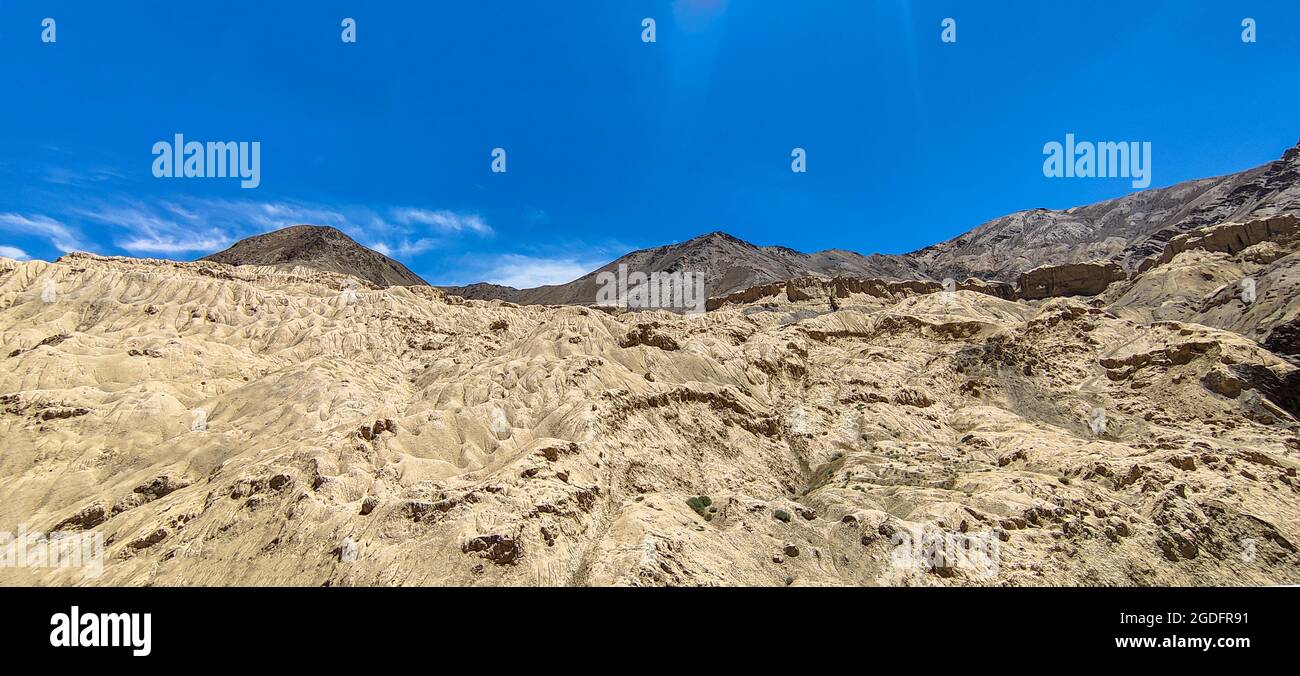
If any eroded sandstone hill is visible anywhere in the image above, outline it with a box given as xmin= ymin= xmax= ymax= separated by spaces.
xmin=1 ymin=217 xmax=1297 ymax=586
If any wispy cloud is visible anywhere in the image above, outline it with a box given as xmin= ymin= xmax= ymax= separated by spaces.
xmin=36 ymin=197 xmax=495 ymax=260
xmin=370 ymin=238 xmax=442 ymax=258
xmin=152 ymin=200 xmax=493 ymax=258
xmin=161 ymin=201 xmax=199 ymax=221
xmin=44 ymin=165 xmax=128 ymax=187
xmin=0 ymin=213 xmax=86 ymax=252
xmin=448 ymin=253 xmax=603 ymax=288
xmin=0 ymin=245 xmax=31 ymax=261
xmin=244 ymin=201 xmax=350 ymax=231
xmin=75 ymin=204 xmax=232 ymax=255
xmin=392 ymin=208 xmax=493 ymax=236
xmin=117 ymin=233 xmax=232 ymax=255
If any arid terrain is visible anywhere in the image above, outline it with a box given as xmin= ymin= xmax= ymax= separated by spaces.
xmin=2 ymin=201 xmax=1298 ymax=585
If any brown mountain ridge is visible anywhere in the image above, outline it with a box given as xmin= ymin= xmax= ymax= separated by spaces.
xmin=201 ymin=225 xmax=428 ymax=287
xmin=201 ymin=140 xmax=1300 ymax=309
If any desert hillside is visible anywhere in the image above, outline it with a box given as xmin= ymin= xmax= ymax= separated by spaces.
xmin=1 ymin=214 xmax=1297 ymax=586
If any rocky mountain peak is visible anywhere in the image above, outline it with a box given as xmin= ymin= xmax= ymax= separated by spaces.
xmin=201 ymin=224 xmax=428 ymax=288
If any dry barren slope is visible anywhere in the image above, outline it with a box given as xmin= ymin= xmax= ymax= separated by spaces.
xmin=0 ymin=246 xmax=1297 ymax=586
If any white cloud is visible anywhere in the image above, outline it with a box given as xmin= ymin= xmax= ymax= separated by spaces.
xmin=369 ymin=238 xmax=439 ymax=258
xmin=0 ymin=213 xmax=85 ymax=252
xmin=156 ymin=200 xmax=484 ymax=250
xmin=0 ymin=245 xmax=31 ymax=261
xmin=14 ymin=198 xmax=492 ymax=261
xmin=43 ymin=165 xmax=127 ymax=187
xmin=162 ymin=202 xmax=199 ymax=221
xmin=170 ymin=198 xmax=357 ymax=234
xmin=392 ymin=208 xmax=493 ymax=236
xmin=473 ymin=254 xmax=596 ymax=288
xmin=117 ymin=234 xmax=231 ymax=254
xmin=78 ymin=205 xmax=180 ymax=232
xmin=76 ymin=205 xmax=232 ymax=255
xmin=247 ymin=201 xmax=349 ymax=230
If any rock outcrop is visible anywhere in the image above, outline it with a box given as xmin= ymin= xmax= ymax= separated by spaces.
xmin=1017 ymin=261 xmax=1126 ymax=300
xmin=706 ymin=275 xmax=1015 ymax=311
xmin=1140 ymin=214 xmax=1300 ymax=271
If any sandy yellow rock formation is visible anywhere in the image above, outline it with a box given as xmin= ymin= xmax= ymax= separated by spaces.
xmin=0 ymin=249 xmax=1296 ymax=586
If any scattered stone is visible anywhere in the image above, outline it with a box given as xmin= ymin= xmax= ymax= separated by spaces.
xmin=129 ymin=528 xmax=169 ymax=550
xmin=52 ymin=503 xmax=108 ymax=532
xmin=463 ymin=535 xmax=522 ymax=566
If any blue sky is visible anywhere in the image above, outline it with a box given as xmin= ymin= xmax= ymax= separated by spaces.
xmin=2 ymin=1 xmax=1299 ymax=287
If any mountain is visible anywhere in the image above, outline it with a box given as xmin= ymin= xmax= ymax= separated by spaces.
xmin=7 ymin=145 xmax=1300 ymax=587
xmin=4 ymin=217 xmax=1297 ymax=586
xmin=910 ymin=140 xmax=1300 ymax=282
xmin=443 ymin=139 xmax=1300 ymax=303
xmin=201 ymin=225 xmax=428 ymax=287
xmin=204 ymin=140 xmax=1300 ymax=305
xmin=441 ymin=232 xmax=924 ymax=305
